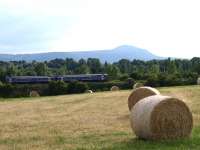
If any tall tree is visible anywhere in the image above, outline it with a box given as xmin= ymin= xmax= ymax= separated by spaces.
xmin=34 ymin=63 xmax=49 ymax=76
xmin=87 ymin=58 xmax=102 ymax=73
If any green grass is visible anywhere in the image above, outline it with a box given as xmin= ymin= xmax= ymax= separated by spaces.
xmin=69 ymin=129 xmax=200 ymax=150
xmin=0 ymin=85 xmax=200 ymax=149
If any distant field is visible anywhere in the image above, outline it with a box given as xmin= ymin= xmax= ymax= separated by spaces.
xmin=1 ymin=86 xmax=200 ymax=150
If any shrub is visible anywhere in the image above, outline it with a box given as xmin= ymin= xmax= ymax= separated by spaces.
xmin=48 ymin=81 xmax=67 ymax=95
xmin=145 ymin=74 xmax=159 ymax=87
xmin=67 ymin=81 xmax=88 ymax=94
xmin=119 ymin=74 xmax=129 ymax=81
xmin=0 ymin=83 xmax=14 ymax=98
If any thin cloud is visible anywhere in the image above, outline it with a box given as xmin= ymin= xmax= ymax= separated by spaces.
xmin=0 ymin=0 xmax=200 ymax=58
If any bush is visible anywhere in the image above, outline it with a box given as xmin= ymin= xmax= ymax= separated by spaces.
xmin=67 ymin=81 xmax=88 ymax=94
xmin=48 ymin=81 xmax=67 ymax=95
xmin=126 ymin=77 xmax=135 ymax=85
xmin=145 ymin=73 xmax=197 ymax=87
xmin=14 ymin=84 xmax=49 ymax=97
xmin=145 ymin=74 xmax=159 ymax=87
xmin=0 ymin=83 xmax=14 ymax=98
xmin=87 ymin=80 xmax=134 ymax=92
xmin=119 ymin=74 xmax=129 ymax=81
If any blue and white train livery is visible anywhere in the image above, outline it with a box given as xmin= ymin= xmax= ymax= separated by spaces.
xmin=6 ymin=74 xmax=108 ymax=84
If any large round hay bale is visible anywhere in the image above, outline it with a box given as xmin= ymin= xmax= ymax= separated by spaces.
xmin=128 ymin=87 xmax=160 ymax=111
xmin=110 ymin=86 xmax=119 ymax=91
xmin=197 ymin=77 xmax=200 ymax=85
xmin=29 ymin=91 xmax=40 ymax=97
xmin=133 ymin=83 xmax=144 ymax=89
xmin=130 ymin=95 xmax=193 ymax=140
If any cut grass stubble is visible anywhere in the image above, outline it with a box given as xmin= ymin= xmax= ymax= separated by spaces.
xmin=0 ymin=85 xmax=200 ymax=149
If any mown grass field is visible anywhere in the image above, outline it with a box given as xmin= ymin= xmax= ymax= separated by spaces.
xmin=1 ymin=85 xmax=200 ymax=150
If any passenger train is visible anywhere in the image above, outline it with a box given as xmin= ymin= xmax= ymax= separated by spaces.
xmin=6 ymin=74 xmax=108 ymax=84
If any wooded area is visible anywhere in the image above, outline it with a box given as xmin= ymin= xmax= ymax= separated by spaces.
xmin=0 ymin=57 xmax=199 ymax=97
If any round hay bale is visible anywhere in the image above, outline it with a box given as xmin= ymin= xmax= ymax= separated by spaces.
xmin=110 ymin=86 xmax=120 ymax=91
xmin=29 ymin=91 xmax=40 ymax=97
xmin=133 ymin=83 xmax=144 ymax=89
xmin=87 ymin=90 xmax=93 ymax=93
xmin=130 ymin=95 xmax=193 ymax=140
xmin=128 ymin=87 xmax=160 ymax=111
xmin=197 ymin=77 xmax=200 ymax=85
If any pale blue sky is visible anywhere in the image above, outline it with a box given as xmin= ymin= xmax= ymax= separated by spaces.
xmin=0 ymin=0 xmax=200 ymax=58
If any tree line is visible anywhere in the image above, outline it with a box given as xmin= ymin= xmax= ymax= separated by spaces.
xmin=0 ymin=57 xmax=199 ymax=97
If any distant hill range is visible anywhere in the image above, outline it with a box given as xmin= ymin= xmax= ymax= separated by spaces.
xmin=0 ymin=45 xmax=164 ymax=62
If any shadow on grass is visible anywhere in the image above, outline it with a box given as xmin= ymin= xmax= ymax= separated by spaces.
xmin=108 ymin=127 xmax=200 ymax=150
xmin=109 ymin=137 xmax=200 ymax=150
xmin=76 ymin=127 xmax=200 ymax=150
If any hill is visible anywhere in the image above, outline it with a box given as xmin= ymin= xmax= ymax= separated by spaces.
xmin=0 ymin=86 xmax=199 ymax=149
xmin=0 ymin=45 xmax=164 ymax=62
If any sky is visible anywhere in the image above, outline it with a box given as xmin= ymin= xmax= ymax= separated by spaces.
xmin=0 ymin=0 xmax=200 ymax=58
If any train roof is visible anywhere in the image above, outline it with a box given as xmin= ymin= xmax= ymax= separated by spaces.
xmin=63 ymin=74 xmax=107 ymax=77
xmin=8 ymin=76 xmax=50 ymax=79
xmin=7 ymin=74 xmax=108 ymax=78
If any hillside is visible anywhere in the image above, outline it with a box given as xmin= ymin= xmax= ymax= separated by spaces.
xmin=0 ymin=86 xmax=200 ymax=149
xmin=0 ymin=45 xmax=164 ymax=62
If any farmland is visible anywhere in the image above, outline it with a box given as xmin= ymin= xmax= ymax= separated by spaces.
xmin=0 ymin=85 xmax=200 ymax=149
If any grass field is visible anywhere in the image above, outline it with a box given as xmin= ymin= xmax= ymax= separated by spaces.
xmin=1 ymin=85 xmax=200 ymax=150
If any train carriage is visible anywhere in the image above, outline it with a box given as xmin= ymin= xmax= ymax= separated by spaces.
xmin=6 ymin=76 xmax=51 ymax=84
xmin=6 ymin=74 xmax=108 ymax=84
xmin=63 ymin=74 xmax=107 ymax=82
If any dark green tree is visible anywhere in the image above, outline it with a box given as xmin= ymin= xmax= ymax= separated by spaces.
xmin=34 ymin=63 xmax=49 ymax=76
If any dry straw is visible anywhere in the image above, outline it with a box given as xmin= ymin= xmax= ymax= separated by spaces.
xmin=29 ymin=91 xmax=40 ymax=97
xmin=128 ymin=87 xmax=160 ymax=111
xmin=197 ymin=77 xmax=200 ymax=85
xmin=133 ymin=83 xmax=144 ymax=89
xmin=130 ymin=95 xmax=193 ymax=140
xmin=110 ymin=86 xmax=119 ymax=91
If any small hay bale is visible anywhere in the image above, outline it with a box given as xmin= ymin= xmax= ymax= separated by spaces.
xmin=128 ymin=87 xmax=160 ymax=111
xmin=130 ymin=95 xmax=193 ymax=140
xmin=110 ymin=86 xmax=120 ymax=91
xmin=197 ymin=77 xmax=200 ymax=85
xmin=87 ymin=90 xmax=93 ymax=93
xmin=29 ymin=91 xmax=40 ymax=97
xmin=133 ymin=83 xmax=144 ymax=89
